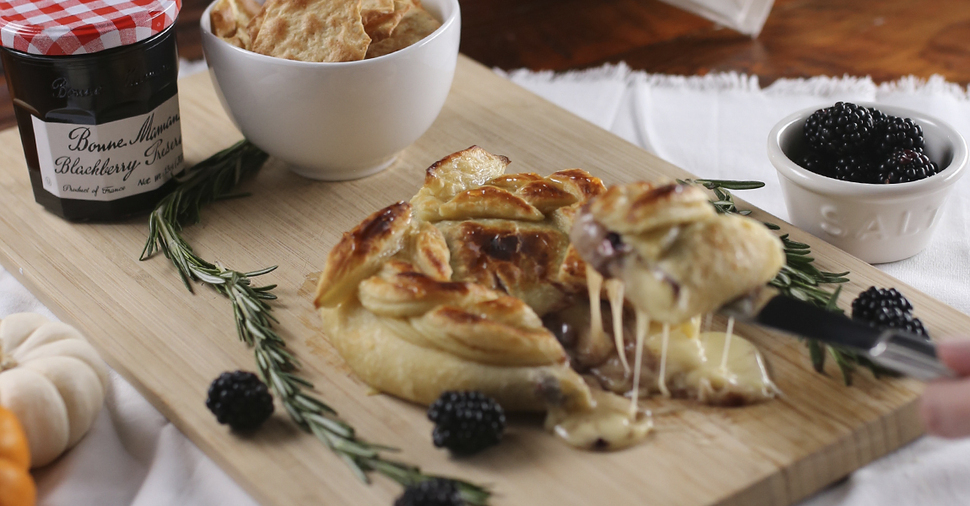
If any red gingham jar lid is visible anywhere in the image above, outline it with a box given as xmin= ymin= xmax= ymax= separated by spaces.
xmin=0 ymin=0 xmax=181 ymax=56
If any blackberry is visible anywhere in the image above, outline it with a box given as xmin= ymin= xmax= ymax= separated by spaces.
xmin=872 ymin=148 xmax=938 ymax=183
xmin=804 ymin=102 xmax=875 ymax=155
xmin=871 ymin=307 xmax=930 ymax=338
xmin=796 ymin=151 xmax=831 ymax=177
xmin=394 ymin=479 xmax=464 ymax=506
xmin=206 ymin=371 xmax=274 ymax=431
xmin=868 ymin=107 xmax=890 ymax=130
xmin=851 ymin=286 xmax=914 ymax=321
xmin=873 ymin=116 xmax=924 ymax=155
xmin=428 ymin=391 xmax=505 ymax=455
xmin=851 ymin=287 xmax=929 ymax=339
xmin=830 ymin=154 xmax=875 ymax=183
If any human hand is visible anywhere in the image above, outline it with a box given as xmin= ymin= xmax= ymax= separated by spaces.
xmin=920 ymin=339 xmax=970 ymax=438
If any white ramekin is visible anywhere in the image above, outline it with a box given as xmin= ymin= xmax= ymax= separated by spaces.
xmin=768 ymin=103 xmax=968 ymax=263
xmin=200 ymin=0 xmax=461 ymax=181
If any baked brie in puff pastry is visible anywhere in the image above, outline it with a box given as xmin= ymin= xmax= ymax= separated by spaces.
xmin=314 ymin=147 xmax=786 ymax=449
xmin=315 ymin=146 xmax=602 ymax=412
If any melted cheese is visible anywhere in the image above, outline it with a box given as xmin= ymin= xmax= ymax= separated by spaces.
xmin=546 ymin=388 xmax=653 ymax=451
xmin=586 ymin=264 xmax=605 ymax=342
xmin=643 ymin=328 xmax=779 ymax=402
xmin=719 ymin=317 xmax=735 ymax=373
xmin=577 ymin=265 xmax=614 ymax=364
xmin=657 ymin=323 xmax=671 ymax=397
xmin=630 ymin=309 xmax=650 ymax=415
xmin=558 ymin=263 xmax=774 ymax=451
xmin=605 ymin=278 xmax=629 ymax=374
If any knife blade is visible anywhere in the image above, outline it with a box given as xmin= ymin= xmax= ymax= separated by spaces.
xmin=719 ymin=288 xmax=955 ymax=381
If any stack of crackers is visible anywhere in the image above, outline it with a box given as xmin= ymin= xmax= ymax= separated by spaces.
xmin=210 ymin=0 xmax=443 ymax=62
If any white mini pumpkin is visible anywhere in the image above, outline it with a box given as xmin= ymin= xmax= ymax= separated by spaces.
xmin=0 ymin=313 xmax=108 ymax=468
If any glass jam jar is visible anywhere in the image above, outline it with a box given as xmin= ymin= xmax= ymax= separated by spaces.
xmin=0 ymin=0 xmax=184 ymax=222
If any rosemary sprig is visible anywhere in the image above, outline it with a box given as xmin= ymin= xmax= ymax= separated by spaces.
xmin=141 ymin=140 xmax=490 ymax=504
xmin=682 ymin=178 xmax=871 ymax=384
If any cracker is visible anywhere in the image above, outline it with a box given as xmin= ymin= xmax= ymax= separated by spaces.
xmin=245 ymin=0 xmax=271 ymax=45
xmin=363 ymin=0 xmax=411 ymax=43
xmin=365 ymin=0 xmax=441 ymax=59
xmin=251 ymin=0 xmax=372 ymax=62
xmin=210 ymin=0 xmax=261 ymax=49
xmin=361 ymin=0 xmax=394 ymax=27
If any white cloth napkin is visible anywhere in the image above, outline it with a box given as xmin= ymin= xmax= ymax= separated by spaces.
xmin=7 ymin=62 xmax=970 ymax=505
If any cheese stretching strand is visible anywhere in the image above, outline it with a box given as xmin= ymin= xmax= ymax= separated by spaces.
xmin=586 ymin=265 xmax=631 ymax=375
xmin=658 ymin=323 xmax=671 ymax=397
xmin=586 ymin=265 xmax=608 ymax=354
xmin=605 ymin=279 xmax=630 ymax=374
xmin=719 ymin=317 xmax=736 ymax=373
xmin=630 ymin=309 xmax=650 ymax=415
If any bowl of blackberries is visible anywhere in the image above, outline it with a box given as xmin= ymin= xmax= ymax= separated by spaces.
xmin=768 ymin=102 xmax=968 ymax=263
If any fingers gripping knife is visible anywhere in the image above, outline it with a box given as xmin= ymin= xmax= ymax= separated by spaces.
xmin=720 ymin=288 xmax=956 ymax=381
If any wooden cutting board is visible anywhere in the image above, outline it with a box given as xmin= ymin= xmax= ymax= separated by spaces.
xmin=1 ymin=55 xmax=967 ymax=506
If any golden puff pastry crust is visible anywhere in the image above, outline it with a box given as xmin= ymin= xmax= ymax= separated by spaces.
xmin=315 ymin=146 xmax=608 ymax=412
xmin=571 ymin=181 xmax=785 ymax=324
xmin=314 ymin=201 xmax=412 ymax=308
xmin=586 ymin=181 xmax=716 ymax=235
xmin=436 ymin=219 xmax=574 ymax=316
xmin=319 ymin=299 xmax=592 ymax=412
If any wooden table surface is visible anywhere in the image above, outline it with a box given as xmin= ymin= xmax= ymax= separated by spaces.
xmin=1 ymin=0 xmax=968 ymax=133
xmin=182 ymin=0 xmax=967 ymax=84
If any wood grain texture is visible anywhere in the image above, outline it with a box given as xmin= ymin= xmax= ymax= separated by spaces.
xmin=172 ymin=0 xmax=970 ymax=83
xmin=1 ymin=56 xmax=969 ymax=506
xmin=458 ymin=0 xmax=970 ymax=85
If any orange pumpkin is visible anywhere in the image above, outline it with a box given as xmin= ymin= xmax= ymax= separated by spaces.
xmin=0 ymin=406 xmax=34 ymax=506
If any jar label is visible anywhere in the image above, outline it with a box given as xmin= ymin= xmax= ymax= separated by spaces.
xmin=32 ymin=94 xmax=183 ymax=202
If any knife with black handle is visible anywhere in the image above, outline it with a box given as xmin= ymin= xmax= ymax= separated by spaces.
xmin=720 ymin=289 xmax=955 ymax=381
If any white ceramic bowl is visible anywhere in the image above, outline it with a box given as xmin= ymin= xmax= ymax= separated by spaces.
xmin=200 ymin=0 xmax=461 ymax=180
xmin=768 ymin=103 xmax=968 ymax=263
